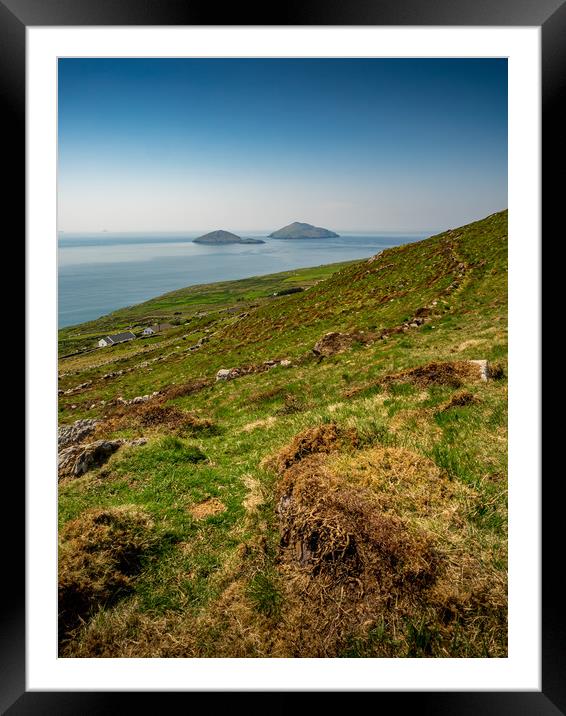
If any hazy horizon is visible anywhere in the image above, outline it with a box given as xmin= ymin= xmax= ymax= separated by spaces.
xmin=58 ymin=58 xmax=507 ymax=233
xmin=58 ymin=226 xmax=444 ymax=235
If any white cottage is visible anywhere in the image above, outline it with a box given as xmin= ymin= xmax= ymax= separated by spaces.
xmin=142 ymin=323 xmax=172 ymax=336
xmin=97 ymin=331 xmax=136 ymax=348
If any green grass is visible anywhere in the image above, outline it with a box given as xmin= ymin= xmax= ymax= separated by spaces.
xmin=58 ymin=209 xmax=508 ymax=658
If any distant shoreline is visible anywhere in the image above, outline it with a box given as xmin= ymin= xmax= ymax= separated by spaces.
xmin=58 ymin=231 xmax=431 ymax=328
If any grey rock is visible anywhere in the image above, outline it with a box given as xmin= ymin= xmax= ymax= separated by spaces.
xmin=72 ymin=440 xmax=123 ymax=477
xmin=63 ymin=380 xmax=92 ymax=395
xmin=468 ymin=359 xmax=489 ymax=381
xmin=128 ymin=438 xmax=148 ymax=447
xmin=116 ymin=391 xmax=159 ymax=406
xmin=58 ymin=439 xmax=122 ymax=479
xmin=58 ymin=437 xmax=147 ymax=479
xmin=216 ymin=369 xmax=233 ymax=381
xmin=367 ymin=251 xmax=383 ymax=264
xmin=58 ymin=418 xmax=99 ymax=449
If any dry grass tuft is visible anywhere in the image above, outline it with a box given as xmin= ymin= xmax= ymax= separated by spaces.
xmin=97 ymin=401 xmax=216 ymax=437
xmin=265 ymin=422 xmax=359 ymax=474
xmin=487 ymin=362 xmax=506 ymax=380
xmin=266 ymin=446 xmax=506 ymax=657
xmin=329 ymin=447 xmax=455 ymax=518
xmin=345 ymin=361 xmax=485 ymax=400
xmin=277 ymin=456 xmax=438 ymax=582
xmin=242 ymin=416 xmax=277 ymax=433
xmin=441 ymin=390 xmax=477 ymax=410
xmin=312 ymin=330 xmax=375 ymax=357
xmin=388 ymin=408 xmax=441 ymax=442
xmin=242 ymin=474 xmax=265 ymax=515
xmin=271 ymin=455 xmax=439 ymax=655
xmin=58 ymin=506 xmax=155 ymax=647
xmin=274 ymin=394 xmax=306 ymax=415
xmin=135 ymin=403 xmax=215 ymax=433
xmin=381 ymin=361 xmax=482 ymax=389
xmin=189 ymin=498 xmax=226 ymax=520
xmin=164 ymin=378 xmax=212 ymax=399
xmin=248 ymin=386 xmax=286 ymax=404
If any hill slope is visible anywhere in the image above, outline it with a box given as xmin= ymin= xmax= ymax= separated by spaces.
xmin=58 ymin=210 xmax=508 ymax=658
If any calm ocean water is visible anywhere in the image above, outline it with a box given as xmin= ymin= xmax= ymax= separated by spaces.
xmin=58 ymin=230 xmax=432 ymax=328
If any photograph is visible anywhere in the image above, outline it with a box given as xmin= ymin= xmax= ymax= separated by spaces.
xmin=56 ymin=56 xmax=510 ymax=659
xmin=5 ymin=0 xmax=554 ymax=702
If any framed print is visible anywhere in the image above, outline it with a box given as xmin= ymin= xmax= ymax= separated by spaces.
xmin=5 ymin=0 xmax=558 ymax=710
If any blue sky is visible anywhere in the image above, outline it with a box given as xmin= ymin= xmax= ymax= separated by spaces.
xmin=58 ymin=58 xmax=507 ymax=232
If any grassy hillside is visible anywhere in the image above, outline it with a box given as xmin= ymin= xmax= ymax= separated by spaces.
xmin=58 ymin=261 xmax=354 ymax=355
xmin=58 ymin=209 xmax=508 ymax=658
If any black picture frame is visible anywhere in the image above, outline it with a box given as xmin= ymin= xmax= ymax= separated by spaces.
xmin=7 ymin=0 xmax=556 ymax=711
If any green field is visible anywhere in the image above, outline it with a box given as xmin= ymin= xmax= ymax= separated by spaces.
xmin=58 ymin=210 xmax=508 ymax=658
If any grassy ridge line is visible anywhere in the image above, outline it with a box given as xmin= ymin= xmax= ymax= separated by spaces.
xmin=58 ymin=210 xmax=508 ymax=657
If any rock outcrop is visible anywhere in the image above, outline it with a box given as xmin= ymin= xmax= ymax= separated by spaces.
xmin=58 ymin=438 xmax=147 ymax=480
xmin=215 ymin=358 xmax=292 ymax=382
xmin=116 ymin=391 xmax=160 ymax=406
xmin=58 ymin=418 xmax=100 ymax=449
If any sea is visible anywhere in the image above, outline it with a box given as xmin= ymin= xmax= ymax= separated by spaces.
xmin=58 ymin=230 xmax=434 ymax=328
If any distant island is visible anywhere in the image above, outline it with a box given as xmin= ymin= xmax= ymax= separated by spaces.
xmin=269 ymin=222 xmax=339 ymax=240
xmin=193 ymin=230 xmax=265 ymax=245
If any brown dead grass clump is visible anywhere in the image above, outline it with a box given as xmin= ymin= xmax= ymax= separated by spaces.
xmin=343 ymin=361 xmax=483 ymax=400
xmin=135 ymin=403 xmax=215 ymax=434
xmin=442 ymin=390 xmax=477 ymax=410
xmin=330 ymin=447 xmax=455 ymax=519
xmin=381 ymin=361 xmax=482 ymax=390
xmin=242 ymin=416 xmax=278 ymax=433
xmin=313 ymin=330 xmax=375 ymax=357
xmin=266 ymin=423 xmax=360 ymax=474
xmin=272 ymin=455 xmax=440 ymax=656
xmin=342 ymin=382 xmax=375 ymax=399
xmin=277 ymin=458 xmax=438 ymax=584
xmin=268 ymin=446 xmax=506 ymax=657
xmin=164 ymin=378 xmax=212 ymax=399
xmin=190 ymin=498 xmax=226 ymax=520
xmin=97 ymin=402 xmax=216 ymax=437
xmin=248 ymin=386 xmax=286 ymax=404
xmin=487 ymin=361 xmax=506 ymax=380
xmin=274 ymin=394 xmax=306 ymax=415
xmin=59 ymin=506 xmax=155 ymax=646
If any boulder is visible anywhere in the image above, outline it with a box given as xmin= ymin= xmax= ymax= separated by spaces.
xmin=366 ymin=251 xmax=383 ymax=264
xmin=58 ymin=418 xmax=100 ymax=449
xmin=72 ymin=440 xmax=124 ymax=477
xmin=127 ymin=438 xmax=148 ymax=447
xmin=58 ymin=438 xmax=147 ymax=480
xmin=116 ymin=391 xmax=159 ymax=406
xmin=468 ymin=359 xmax=489 ymax=381
xmin=63 ymin=380 xmax=92 ymax=395
xmin=216 ymin=369 xmax=233 ymax=381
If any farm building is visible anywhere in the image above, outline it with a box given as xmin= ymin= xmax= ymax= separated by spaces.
xmin=142 ymin=323 xmax=172 ymax=336
xmin=97 ymin=332 xmax=136 ymax=348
